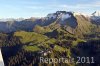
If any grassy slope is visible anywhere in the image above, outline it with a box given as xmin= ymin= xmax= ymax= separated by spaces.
xmin=14 ymin=31 xmax=56 ymax=52
xmin=14 ymin=31 xmax=49 ymax=44
xmin=74 ymin=15 xmax=92 ymax=37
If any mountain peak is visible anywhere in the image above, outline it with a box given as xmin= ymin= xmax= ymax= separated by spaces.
xmin=92 ymin=11 xmax=100 ymax=16
xmin=56 ymin=11 xmax=67 ymax=14
xmin=46 ymin=11 xmax=73 ymax=20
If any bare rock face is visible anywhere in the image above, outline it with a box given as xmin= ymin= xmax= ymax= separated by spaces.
xmin=46 ymin=11 xmax=78 ymax=27
xmin=91 ymin=11 xmax=100 ymax=25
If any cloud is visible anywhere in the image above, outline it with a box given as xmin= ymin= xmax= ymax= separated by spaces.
xmin=17 ymin=0 xmax=100 ymax=11
xmin=26 ymin=6 xmax=44 ymax=9
xmin=93 ymin=0 xmax=100 ymax=4
xmin=50 ymin=4 xmax=89 ymax=9
xmin=49 ymin=0 xmax=100 ymax=10
xmin=56 ymin=2 xmax=100 ymax=10
xmin=77 ymin=0 xmax=100 ymax=8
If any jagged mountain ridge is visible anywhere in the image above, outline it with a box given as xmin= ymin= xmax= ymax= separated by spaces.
xmin=0 ymin=11 xmax=99 ymax=36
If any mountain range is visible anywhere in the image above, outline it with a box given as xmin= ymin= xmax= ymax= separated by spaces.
xmin=0 ymin=11 xmax=100 ymax=36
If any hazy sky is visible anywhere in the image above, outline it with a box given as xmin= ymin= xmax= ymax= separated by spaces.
xmin=0 ymin=0 xmax=100 ymax=18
